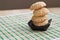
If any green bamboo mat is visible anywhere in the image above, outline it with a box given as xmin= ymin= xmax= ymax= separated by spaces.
xmin=0 ymin=13 xmax=60 ymax=40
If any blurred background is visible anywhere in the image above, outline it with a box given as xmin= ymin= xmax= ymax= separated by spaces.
xmin=0 ymin=0 xmax=60 ymax=16
xmin=0 ymin=0 xmax=60 ymax=10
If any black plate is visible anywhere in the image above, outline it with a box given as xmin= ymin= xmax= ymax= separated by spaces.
xmin=28 ymin=19 xmax=52 ymax=31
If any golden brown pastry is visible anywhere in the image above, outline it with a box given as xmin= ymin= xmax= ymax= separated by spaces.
xmin=33 ymin=20 xmax=48 ymax=26
xmin=30 ymin=1 xmax=46 ymax=10
xmin=32 ymin=15 xmax=47 ymax=23
xmin=33 ymin=8 xmax=49 ymax=17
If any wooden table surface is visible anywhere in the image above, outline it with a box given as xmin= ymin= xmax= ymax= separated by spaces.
xmin=0 ymin=8 xmax=60 ymax=16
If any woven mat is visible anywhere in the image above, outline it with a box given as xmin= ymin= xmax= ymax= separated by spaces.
xmin=0 ymin=13 xmax=60 ymax=40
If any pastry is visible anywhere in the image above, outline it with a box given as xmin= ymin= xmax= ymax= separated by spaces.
xmin=32 ymin=15 xmax=47 ymax=23
xmin=30 ymin=1 xmax=46 ymax=10
xmin=33 ymin=8 xmax=49 ymax=17
xmin=33 ymin=20 xmax=48 ymax=26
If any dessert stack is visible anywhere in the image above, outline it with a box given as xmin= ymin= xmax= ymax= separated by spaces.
xmin=28 ymin=1 xmax=52 ymax=31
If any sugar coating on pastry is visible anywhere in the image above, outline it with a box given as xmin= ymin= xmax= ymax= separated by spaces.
xmin=33 ymin=20 xmax=48 ymax=26
xmin=33 ymin=8 xmax=49 ymax=17
xmin=30 ymin=1 xmax=46 ymax=10
xmin=32 ymin=15 xmax=47 ymax=23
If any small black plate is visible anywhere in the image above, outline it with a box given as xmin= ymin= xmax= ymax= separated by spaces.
xmin=28 ymin=19 xmax=52 ymax=31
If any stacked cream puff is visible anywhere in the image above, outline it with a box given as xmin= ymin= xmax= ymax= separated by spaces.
xmin=30 ymin=1 xmax=49 ymax=26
